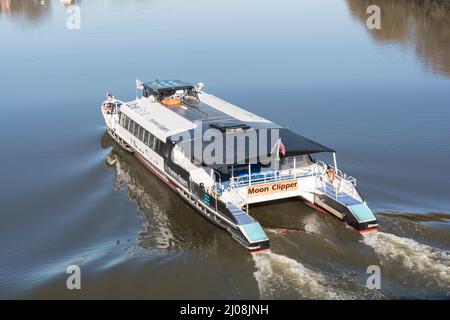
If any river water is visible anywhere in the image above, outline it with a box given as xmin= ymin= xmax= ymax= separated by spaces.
xmin=0 ymin=0 xmax=449 ymax=299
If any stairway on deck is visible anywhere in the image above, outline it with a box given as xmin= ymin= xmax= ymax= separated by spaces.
xmin=319 ymin=185 xmax=361 ymax=206
xmin=221 ymin=188 xmax=247 ymax=209
xmin=226 ymin=203 xmax=253 ymax=225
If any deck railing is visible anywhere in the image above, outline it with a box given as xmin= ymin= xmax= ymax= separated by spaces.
xmin=313 ymin=161 xmax=361 ymax=201
xmin=222 ymin=161 xmax=362 ymax=203
xmin=227 ymin=162 xmax=316 ymax=189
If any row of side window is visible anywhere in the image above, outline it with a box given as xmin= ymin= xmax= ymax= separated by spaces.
xmin=119 ymin=113 xmax=165 ymax=155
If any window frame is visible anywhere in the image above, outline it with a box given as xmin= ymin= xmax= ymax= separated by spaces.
xmin=129 ymin=120 xmax=134 ymax=133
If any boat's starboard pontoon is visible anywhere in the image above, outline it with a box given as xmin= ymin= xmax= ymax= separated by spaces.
xmin=101 ymin=80 xmax=378 ymax=251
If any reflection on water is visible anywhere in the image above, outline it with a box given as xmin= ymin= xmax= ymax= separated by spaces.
xmin=59 ymin=0 xmax=78 ymax=8
xmin=0 ymin=0 xmax=79 ymax=24
xmin=347 ymin=0 xmax=450 ymax=77
xmin=101 ymin=134 xmax=229 ymax=253
xmin=106 ymin=151 xmax=177 ymax=251
xmin=0 ymin=0 xmax=51 ymax=22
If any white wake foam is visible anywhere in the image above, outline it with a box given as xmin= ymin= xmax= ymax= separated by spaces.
xmin=252 ymin=251 xmax=348 ymax=299
xmin=363 ymin=232 xmax=450 ymax=287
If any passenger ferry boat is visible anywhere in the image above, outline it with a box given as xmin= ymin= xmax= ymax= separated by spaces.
xmin=101 ymin=80 xmax=378 ymax=252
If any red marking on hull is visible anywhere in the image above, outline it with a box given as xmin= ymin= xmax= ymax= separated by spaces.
xmin=359 ymin=228 xmax=378 ymax=234
xmin=251 ymin=248 xmax=270 ymax=254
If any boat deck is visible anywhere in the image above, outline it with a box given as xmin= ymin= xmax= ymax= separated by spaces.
xmin=220 ymin=171 xmax=315 ymax=190
xmin=318 ymin=185 xmax=361 ymax=206
xmin=217 ymin=162 xmax=364 ymax=210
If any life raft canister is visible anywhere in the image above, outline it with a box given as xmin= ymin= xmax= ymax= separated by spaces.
xmin=162 ymin=98 xmax=182 ymax=107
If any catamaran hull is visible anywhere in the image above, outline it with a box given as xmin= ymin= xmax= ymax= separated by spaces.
xmin=101 ymin=79 xmax=378 ymax=251
xmin=175 ymin=183 xmax=270 ymax=252
xmin=109 ymin=121 xmax=375 ymax=241
xmin=302 ymin=194 xmax=378 ymax=232
xmin=109 ymin=134 xmax=270 ymax=252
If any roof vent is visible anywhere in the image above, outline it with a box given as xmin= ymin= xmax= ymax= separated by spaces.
xmin=209 ymin=122 xmax=250 ymax=132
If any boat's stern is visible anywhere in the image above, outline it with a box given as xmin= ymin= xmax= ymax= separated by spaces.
xmin=236 ymin=222 xmax=270 ymax=252
xmin=345 ymin=202 xmax=378 ymax=232
xmin=313 ymin=192 xmax=378 ymax=232
xmin=224 ymin=202 xmax=271 ymax=252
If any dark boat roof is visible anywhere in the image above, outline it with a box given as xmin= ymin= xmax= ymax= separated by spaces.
xmin=144 ymin=80 xmax=194 ymax=92
xmin=279 ymin=128 xmax=334 ymax=156
xmin=170 ymin=127 xmax=334 ymax=166
xmin=133 ymin=80 xmax=334 ymax=163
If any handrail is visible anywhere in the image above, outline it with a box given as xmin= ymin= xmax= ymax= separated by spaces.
xmin=226 ymin=162 xmax=362 ymax=202
xmin=315 ymin=160 xmax=356 ymax=186
xmin=228 ymin=163 xmax=321 ymax=188
xmin=221 ymin=182 xmax=249 ymax=213
xmin=314 ymin=161 xmax=362 ymax=201
xmin=230 ymin=170 xmax=298 ymax=187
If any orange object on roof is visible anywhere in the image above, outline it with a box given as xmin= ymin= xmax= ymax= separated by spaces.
xmin=162 ymin=98 xmax=182 ymax=107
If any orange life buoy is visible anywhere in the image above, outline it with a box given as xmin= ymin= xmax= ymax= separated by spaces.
xmin=162 ymin=98 xmax=181 ymax=107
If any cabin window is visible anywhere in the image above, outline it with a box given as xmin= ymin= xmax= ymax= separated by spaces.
xmin=139 ymin=127 xmax=145 ymax=141
xmin=145 ymin=133 xmax=150 ymax=148
xmin=164 ymin=143 xmax=171 ymax=158
xmin=154 ymin=139 xmax=160 ymax=153
xmin=147 ymin=134 xmax=153 ymax=149
xmin=157 ymin=140 xmax=166 ymax=155
xmin=128 ymin=120 xmax=134 ymax=133
xmin=136 ymin=126 xmax=140 ymax=139
xmin=127 ymin=118 xmax=134 ymax=132
xmin=119 ymin=114 xmax=166 ymax=155
xmin=145 ymin=133 xmax=150 ymax=147
xmin=119 ymin=113 xmax=125 ymax=126
xmin=149 ymin=135 xmax=156 ymax=150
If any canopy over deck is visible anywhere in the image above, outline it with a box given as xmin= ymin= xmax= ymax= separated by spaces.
xmin=279 ymin=128 xmax=334 ymax=157
xmin=169 ymin=127 xmax=334 ymax=166
xmin=137 ymin=79 xmax=334 ymax=162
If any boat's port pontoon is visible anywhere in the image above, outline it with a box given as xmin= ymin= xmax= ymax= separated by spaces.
xmin=101 ymin=80 xmax=377 ymax=251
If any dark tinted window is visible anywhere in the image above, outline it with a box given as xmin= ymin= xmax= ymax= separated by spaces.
xmin=120 ymin=114 xmax=168 ymax=154
xmin=164 ymin=143 xmax=171 ymax=158
xmin=149 ymin=135 xmax=155 ymax=149
xmin=129 ymin=120 xmax=134 ymax=133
